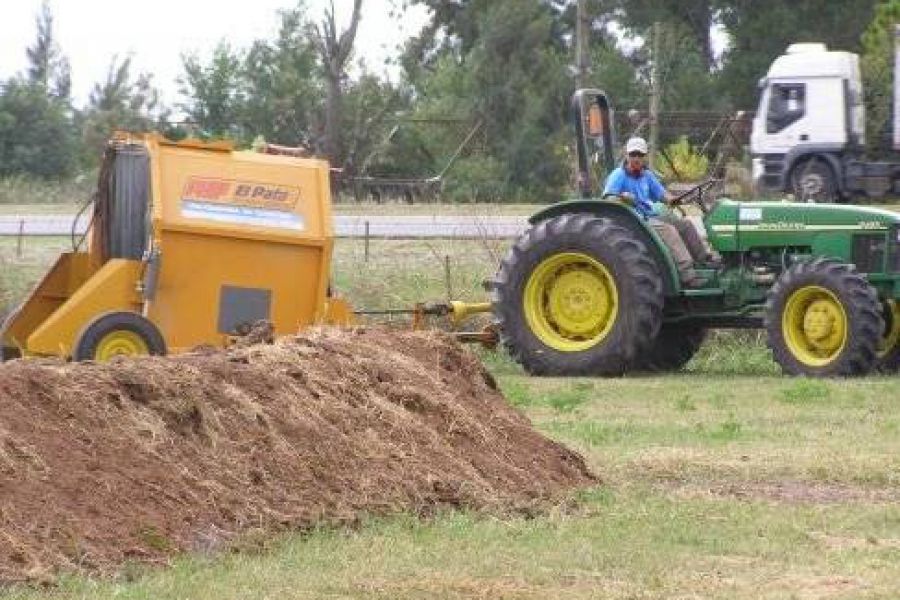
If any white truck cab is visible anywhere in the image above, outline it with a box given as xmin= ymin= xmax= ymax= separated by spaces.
xmin=750 ymin=41 xmax=895 ymax=202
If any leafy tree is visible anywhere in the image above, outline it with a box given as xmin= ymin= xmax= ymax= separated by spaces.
xmin=860 ymin=0 xmax=900 ymax=155
xmin=0 ymin=2 xmax=76 ymax=178
xmin=612 ymin=0 xmax=721 ymax=72
xmin=26 ymin=0 xmax=71 ymax=99
xmin=0 ymin=79 xmax=77 ymax=178
xmin=242 ymin=6 xmax=322 ymax=148
xmin=79 ymin=56 xmax=167 ymax=164
xmin=179 ymin=43 xmax=246 ymax=138
xmin=718 ymin=0 xmax=876 ymax=109
xmin=341 ymin=72 xmax=411 ymax=176
xmin=402 ymin=0 xmax=577 ymax=200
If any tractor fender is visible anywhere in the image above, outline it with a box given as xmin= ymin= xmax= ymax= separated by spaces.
xmin=779 ymin=145 xmax=845 ymax=196
xmin=528 ymin=199 xmax=681 ymax=295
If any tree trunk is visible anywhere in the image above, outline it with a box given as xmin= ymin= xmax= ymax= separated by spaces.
xmin=325 ymin=72 xmax=342 ymax=166
xmin=311 ymin=0 xmax=363 ymax=170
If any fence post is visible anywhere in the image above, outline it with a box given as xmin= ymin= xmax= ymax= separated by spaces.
xmin=444 ymin=254 xmax=453 ymax=301
xmin=364 ymin=220 xmax=370 ymax=262
xmin=16 ymin=219 xmax=24 ymax=259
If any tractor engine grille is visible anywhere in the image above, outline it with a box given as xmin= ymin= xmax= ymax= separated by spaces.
xmin=852 ymin=233 xmax=887 ymax=274
xmin=890 ymin=225 xmax=900 ymax=273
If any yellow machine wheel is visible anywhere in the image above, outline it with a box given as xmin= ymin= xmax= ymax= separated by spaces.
xmin=95 ymin=331 xmax=150 ymax=361
xmin=876 ymin=299 xmax=900 ymax=373
xmin=73 ymin=311 xmax=166 ymax=362
xmin=765 ymin=258 xmax=882 ymax=377
xmin=523 ymin=253 xmax=618 ymax=352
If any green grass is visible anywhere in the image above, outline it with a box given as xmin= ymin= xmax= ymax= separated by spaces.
xmin=0 ymin=176 xmax=93 ymax=207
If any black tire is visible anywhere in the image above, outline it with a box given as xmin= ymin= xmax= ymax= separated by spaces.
xmin=1 ymin=305 xmax=22 ymax=362
xmin=765 ymin=258 xmax=882 ymax=377
xmin=791 ymin=158 xmax=837 ymax=203
xmin=634 ymin=323 xmax=706 ymax=373
xmin=875 ymin=299 xmax=900 ymax=374
xmin=491 ymin=213 xmax=664 ymax=376
xmin=73 ymin=311 xmax=167 ymax=362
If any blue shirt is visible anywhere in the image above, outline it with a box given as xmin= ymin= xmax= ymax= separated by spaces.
xmin=602 ymin=166 xmax=666 ymax=219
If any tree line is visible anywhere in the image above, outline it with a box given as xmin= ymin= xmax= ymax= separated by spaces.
xmin=0 ymin=0 xmax=890 ymax=201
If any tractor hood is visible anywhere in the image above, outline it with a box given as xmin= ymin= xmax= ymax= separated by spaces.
xmin=706 ymin=200 xmax=900 ymax=273
xmin=707 ymin=199 xmax=900 ymax=231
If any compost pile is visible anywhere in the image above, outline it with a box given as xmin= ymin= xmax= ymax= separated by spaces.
xmin=0 ymin=329 xmax=595 ymax=583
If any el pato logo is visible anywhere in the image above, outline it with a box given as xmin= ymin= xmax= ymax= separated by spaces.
xmin=182 ymin=177 xmax=300 ymax=209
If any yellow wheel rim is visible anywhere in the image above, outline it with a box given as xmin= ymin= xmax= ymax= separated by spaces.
xmin=878 ymin=299 xmax=900 ymax=359
xmin=523 ymin=252 xmax=618 ymax=352
xmin=782 ymin=285 xmax=848 ymax=367
xmin=95 ymin=330 xmax=149 ymax=362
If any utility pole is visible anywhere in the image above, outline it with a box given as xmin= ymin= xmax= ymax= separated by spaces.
xmin=575 ymin=0 xmax=591 ymax=88
xmin=649 ymin=21 xmax=661 ymax=169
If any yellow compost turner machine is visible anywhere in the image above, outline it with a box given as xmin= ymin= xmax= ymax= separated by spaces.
xmin=1 ymin=133 xmax=359 ymax=361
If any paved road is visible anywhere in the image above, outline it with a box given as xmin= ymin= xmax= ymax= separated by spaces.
xmin=0 ymin=214 xmax=531 ymax=239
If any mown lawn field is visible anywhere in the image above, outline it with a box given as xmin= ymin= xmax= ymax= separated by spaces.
xmin=2 ymin=222 xmax=900 ymax=599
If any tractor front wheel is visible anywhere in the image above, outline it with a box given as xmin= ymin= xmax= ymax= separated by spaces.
xmin=491 ymin=214 xmax=663 ymax=376
xmin=875 ymin=299 xmax=900 ymax=373
xmin=73 ymin=311 xmax=167 ymax=362
xmin=765 ymin=258 xmax=882 ymax=376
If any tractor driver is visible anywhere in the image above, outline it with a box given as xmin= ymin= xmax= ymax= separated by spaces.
xmin=602 ymin=136 xmax=717 ymax=288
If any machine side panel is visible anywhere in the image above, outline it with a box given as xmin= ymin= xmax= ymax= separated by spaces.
xmin=148 ymin=230 xmax=329 ymax=352
xmin=2 ymin=253 xmax=94 ymax=352
xmin=27 ymin=259 xmax=143 ymax=357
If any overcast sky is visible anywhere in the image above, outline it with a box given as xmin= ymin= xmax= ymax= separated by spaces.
xmin=0 ymin=0 xmax=430 ymax=107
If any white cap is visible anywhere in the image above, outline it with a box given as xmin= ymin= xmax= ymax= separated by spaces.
xmin=625 ymin=137 xmax=648 ymax=155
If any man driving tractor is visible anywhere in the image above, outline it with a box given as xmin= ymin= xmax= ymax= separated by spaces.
xmin=602 ymin=136 xmax=718 ymax=287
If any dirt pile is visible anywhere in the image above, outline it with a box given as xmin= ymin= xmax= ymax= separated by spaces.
xmin=0 ymin=328 xmax=595 ymax=583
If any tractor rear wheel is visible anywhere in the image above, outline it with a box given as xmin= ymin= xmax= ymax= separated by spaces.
xmin=765 ymin=258 xmax=882 ymax=376
xmin=875 ymin=299 xmax=900 ymax=373
xmin=634 ymin=323 xmax=706 ymax=373
xmin=73 ymin=311 xmax=167 ymax=362
xmin=491 ymin=214 xmax=663 ymax=376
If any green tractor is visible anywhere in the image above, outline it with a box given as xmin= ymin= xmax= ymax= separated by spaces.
xmin=491 ymin=89 xmax=900 ymax=377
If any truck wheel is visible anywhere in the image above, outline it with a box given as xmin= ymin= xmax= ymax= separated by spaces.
xmin=634 ymin=323 xmax=706 ymax=373
xmin=491 ymin=214 xmax=663 ymax=376
xmin=765 ymin=258 xmax=882 ymax=376
xmin=0 ymin=305 xmax=22 ymax=362
xmin=73 ymin=311 xmax=167 ymax=362
xmin=791 ymin=158 xmax=837 ymax=203
xmin=875 ymin=299 xmax=900 ymax=373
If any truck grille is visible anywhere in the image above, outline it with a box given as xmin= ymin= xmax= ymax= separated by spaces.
xmin=852 ymin=234 xmax=887 ymax=274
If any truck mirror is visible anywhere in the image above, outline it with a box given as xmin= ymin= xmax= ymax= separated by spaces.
xmin=757 ymin=77 xmax=768 ymax=90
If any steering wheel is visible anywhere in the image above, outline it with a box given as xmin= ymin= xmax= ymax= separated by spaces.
xmin=669 ymin=179 xmax=720 ymax=215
